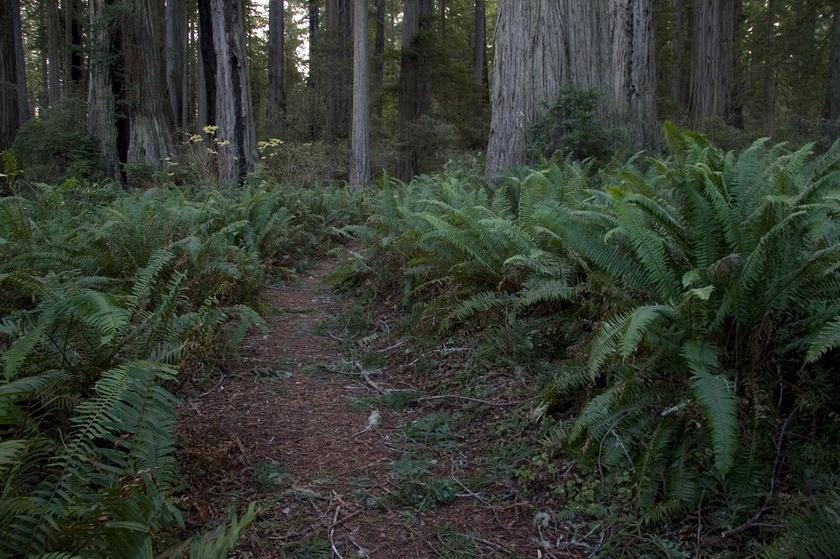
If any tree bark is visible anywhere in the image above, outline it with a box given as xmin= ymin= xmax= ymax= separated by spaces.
xmin=87 ymin=0 xmax=121 ymax=179
xmin=1 ymin=0 xmax=28 ymax=150
xmin=374 ymin=0 xmax=384 ymax=118
xmin=166 ymin=0 xmax=186 ymax=128
xmin=267 ymin=0 xmax=286 ymax=123
xmin=350 ymin=0 xmax=370 ymax=187
xmin=830 ymin=5 xmax=840 ymax=126
xmin=396 ymin=0 xmax=433 ymax=181
xmin=197 ymin=0 xmax=258 ymax=184
xmin=486 ymin=0 xmax=658 ymax=177
xmin=325 ymin=0 xmax=352 ymax=142
xmin=472 ymin=0 xmax=487 ymax=88
xmin=689 ymin=0 xmax=741 ymax=126
xmin=307 ymin=0 xmax=321 ymax=137
xmin=46 ymin=0 xmax=62 ymax=104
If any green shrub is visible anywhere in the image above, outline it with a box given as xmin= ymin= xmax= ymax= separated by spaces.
xmin=10 ymin=99 xmax=104 ymax=182
xmin=528 ymin=87 xmax=624 ymax=162
xmin=345 ymin=123 xmax=840 ymax=555
xmin=0 ymin=180 xmax=362 ymax=557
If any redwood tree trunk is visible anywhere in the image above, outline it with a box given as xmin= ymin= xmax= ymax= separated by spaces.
xmin=166 ymin=0 xmax=186 ymax=128
xmin=396 ymin=0 xmax=433 ymax=181
xmin=267 ymin=0 xmax=286 ymax=122
xmin=350 ymin=0 xmax=370 ymax=187
xmin=87 ymin=0 xmax=121 ymax=178
xmin=374 ymin=0 xmax=384 ymax=118
xmin=830 ymin=6 xmax=840 ymax=126
xmin=1 ymin=0 xmax=28 ymax=150
xmin=472 ymin=0 xmax=487 ymax=88
xmin=689 ymin=0 xmax=742 ymax=126
xmin=46 ymin=0 xmax=62 ymax=104
xmin=308 ymin=0 xmax=321 ymax=137
xmin=325 ymin=0 xmax=352 ymax=142
xmin=197 ymin=0 xmax=258 ymax=184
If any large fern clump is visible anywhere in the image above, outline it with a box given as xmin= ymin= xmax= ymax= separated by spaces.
xmin=350 ymin=125 xmax=840 ymax=554
xmin=0 ymin=179 xmax=361 ymax=557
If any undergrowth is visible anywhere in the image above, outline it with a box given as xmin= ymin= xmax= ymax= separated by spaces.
xmin=340 ymin=123 xmax=840 ymax=556
xmin=0 ymin=177 xmax=362 ymax=557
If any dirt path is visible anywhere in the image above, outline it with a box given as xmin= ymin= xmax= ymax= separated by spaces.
xmin=177 ymin=254 xmax=552 ymax=558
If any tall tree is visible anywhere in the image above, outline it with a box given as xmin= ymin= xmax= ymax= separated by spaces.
xmin=350 ymin=0 xmax=370 ymax=187
xmin=88 ymin=0 xmax=174 ymax=180
xmin=472 ymin=0 xmax=487 ymax=88
xmin=197 ymin=0 xmax=258 ymax=183
xmin=689 ymin=0 xmax=742 ymax=125
xmin=46 ymin=0 xmax=62 ymax=104
xmin=267 ymin=0 xmax=286 ymax=123
xmin=830 ymin=3 xmax=840 ymax=126
xmin=396 ymin=0 xmax=433 ymax=180
xmin=325 ymin=0 xmax=352 ymax=142
xmin=1 ymin=0 xmax=29 ymax=150
xmin=166 ymin=0 xmax=186 ymax=128
xmin=486 ymin=0 xmax=658 ymax=177
xmin=308 ymin=0 xmax=321 ymax=136
xmin=374 ymin=0 xmax=384 ymax=118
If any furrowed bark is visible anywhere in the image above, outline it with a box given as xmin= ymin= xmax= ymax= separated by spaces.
xmin=350 ymin=0 xmax=370 ymax=187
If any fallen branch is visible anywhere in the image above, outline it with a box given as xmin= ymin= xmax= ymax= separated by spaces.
xmin=415 ymin=394 xmax=539 ymax=407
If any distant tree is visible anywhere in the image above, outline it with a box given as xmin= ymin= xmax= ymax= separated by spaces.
xmin=396 ymin=0 xmax=433 ymax=180
xmin=46 ymin=0 xmax=61 ymax=104
xmin=831 ymin=2 xmax=840 ymax=127
xmin=325 ymin=0 xmax=352 ymax=142
xmin=689 ymin=0 xmax=742 ymax=126
xmin=350 ymin=0 xmax=370 ymax=187
xmin=472 ymin=0 xmax=487 ymax=89
xmin=1 ymin=0 xmax=29 ymax=150
xmin=197 ymin=0 xmax=258 ymax=183
xmin=267 ymin=0 xmax=287 ymax=123
xmin=166 ymin=0 xmax=187 ymax=128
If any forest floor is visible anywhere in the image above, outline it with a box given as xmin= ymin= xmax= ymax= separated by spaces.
xmin=176 ymin=250 xmax=582 ymax=558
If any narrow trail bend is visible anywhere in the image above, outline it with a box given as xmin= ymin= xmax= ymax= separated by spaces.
xmin=177 ymin=253 xmax=547 ymax=558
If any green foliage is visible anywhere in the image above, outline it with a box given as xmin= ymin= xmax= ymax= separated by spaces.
xmin=528 ymin=87 xmax=624 ymax=163
xmin=0 ymin=180 xmax=361 ymax=556
xmin=10 ymin=99 xmax=104 ymax=182
xmin=347 ymin=123 xmax=840 ymax=555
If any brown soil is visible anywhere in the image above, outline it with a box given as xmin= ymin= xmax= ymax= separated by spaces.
xmin=177 ymin=254 xmax=577 ymax=558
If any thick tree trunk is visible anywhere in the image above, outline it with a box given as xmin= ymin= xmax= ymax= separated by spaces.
xmin=486 ymin=0 xmax=566 ymax=177
xmin=1 ymin=0 xmax=28 ymax=150
xmin=47 ymin=0 xmax=62 ymax=104
xmin=486 ymin=0 xmax=658 ymax=177
xmin=197 ymin=0 xmax=258 ymax=184
xmin=689 ymin=0 xmax=741 ymax=126
xmin=472 ymin=0 xmax=487 ymax=87
xmin=350 ymin=0 xmax=370 ymax=187
xmin=166 ymin=0 xmax=186 ymax=128
xmin=325 ymin=0 xmax=352 ymax=143
xmin=267 ymin=0 xmax=286 ymax=122
xmin=124 ymin=0 xmax=175 ymax=167
xmin=87 ymin=0 xmax=121 ymax=179
xmin=669 ymin=0 xmax=691 ymax=110
xmin=396 ymin=0 xmax=433 ymax=181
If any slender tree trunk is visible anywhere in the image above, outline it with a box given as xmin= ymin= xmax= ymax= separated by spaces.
xmin=472 ymin=0 xmax=487 ymax=87
xmin=267 ymin=0 xmax=286 ymax=123
xmin=12 ymin=0 xmax=30 ymax=125
xmin=669 ymin=0 xmax=691 ymax=110
xmin=46 ymin=0 xmax=62 ymax=104
xmin=325 ymin=0 xmax=352 ymax=143
xmin=689 ymin=0 xmax=741 ymax=126
xmin=350 ymin=0 xmax=370 ymax=187
xmin=440 ymin=0 xmax=446 ymax=38
xmin=396 ymin=0 xmax=433 ymax=180
xmin=830 ymin=6 xmax=840 ymax=126
xmin=166 ymin=0 xmax=185 ymax=128
xmin=374 ymin=0 xmax=384 ymax=118
xmin=63 ymin=0 xmax=72 ymax=96
xmin=197 ymin=0 xmax=258 ymax=184
xmin=308 ymin=0 xmax=321 ymax=137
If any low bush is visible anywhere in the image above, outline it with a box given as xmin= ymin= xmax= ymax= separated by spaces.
xmin=344 ymin=123 xmax=840 ymax=555
xmin=0 ymin=179 xmax=363 ymax=556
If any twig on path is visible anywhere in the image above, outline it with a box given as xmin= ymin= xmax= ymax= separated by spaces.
xmin=416 ymin=394 xmax=539 ymax=407
xmin=329 ymin=505 xmax=345 ymax=559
